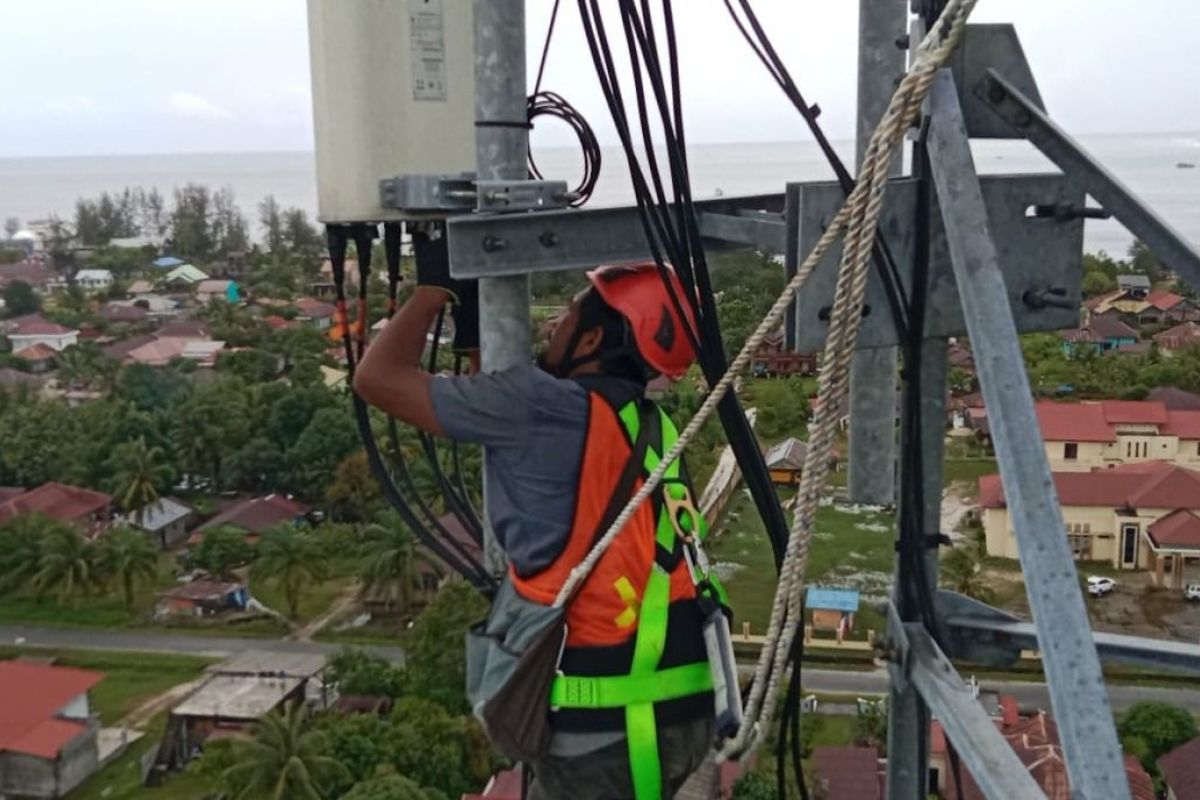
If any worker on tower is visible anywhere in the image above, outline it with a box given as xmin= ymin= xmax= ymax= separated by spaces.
xmin=355 ymin=226 xmax=736 ymax=799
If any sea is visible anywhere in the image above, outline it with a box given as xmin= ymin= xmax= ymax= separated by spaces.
xmin=2 ymin=132 xmax=1199 ymax=257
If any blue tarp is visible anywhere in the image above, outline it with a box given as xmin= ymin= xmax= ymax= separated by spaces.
xmin=153 ymin=256 xmax=185 ymax=269
xmin=805 ymin=586 xmax=860 ymax=613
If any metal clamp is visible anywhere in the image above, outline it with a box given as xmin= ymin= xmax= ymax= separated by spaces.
xmin=380 ymin=173 xmax=571 ymax=213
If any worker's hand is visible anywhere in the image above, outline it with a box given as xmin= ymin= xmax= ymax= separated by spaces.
xmin=452 ymin=279 xmax=480 ymax=353
xmin=413 ymin=223 xmax=470 ymax=304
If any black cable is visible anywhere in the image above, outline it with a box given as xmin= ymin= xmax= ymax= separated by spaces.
xmin=417 ymin=310 xmax=485 ymax=541
xmin=448 ymin=353 xmax=483 ymax=527
xmin=528 ymin=0 xmax=601 ymax=207
xmin=722 ymin=0 xmax=911 ymax=341
xmin=328 ymin=224 xmax=495 ymax=592
xmin=527 ymin=91 xmax=602 ymax=207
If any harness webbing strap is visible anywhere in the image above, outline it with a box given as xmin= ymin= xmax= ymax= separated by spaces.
xmin=550 ymin=662 xmax=713 ymax=709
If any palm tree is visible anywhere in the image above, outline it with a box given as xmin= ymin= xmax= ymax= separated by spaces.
xmin=109 ymin=437 xmax=175 ymax=529
xmin=254 ymin=527 xmax=327 ymax=620
xmin=98 ymin=526 xmax=159 ymax=609
xmin=940 ymin=547 xmax=994 ymax=603
xmin=221 ymin=704 xmax=346 ymax=800
xmin=359 ymin=523 xmax=417 ymax=615
xmin=0 ymin=515 xmax=50 ymax=592
xmin=32 ymin=527 xmax=101 ymax=605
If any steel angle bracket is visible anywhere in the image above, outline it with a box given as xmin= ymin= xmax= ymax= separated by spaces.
xmin=791 ymin=173 xmax=1083 ymax=351
xmin=445 ymin=194 xmax=787 ymax=278
xmin=946 ymin=24 xmax=1045 ymax=139
xmin=937 ymin=590 xmax=1200 ymax=676
xmin=978 ymin=69 xmax=1200 ymax=286
xmin=884 ymin=601 xmax=913 ymax=694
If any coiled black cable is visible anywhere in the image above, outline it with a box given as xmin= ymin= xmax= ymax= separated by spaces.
xmin=527 ymin=91 xmax=602 ymax=207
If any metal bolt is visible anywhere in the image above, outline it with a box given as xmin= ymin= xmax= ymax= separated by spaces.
xmin=985 ymin=82 xmax=1007 ymax=106
xmin=1022 ymin=288 xmax=1077 ymax=311
xmin=481 ymin=236 xmax=506 ymax=253
xmin=539 ymin=232 xmax=559 ymax=248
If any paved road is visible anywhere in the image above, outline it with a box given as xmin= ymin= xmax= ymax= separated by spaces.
xmin=796 ymin=666 xmax=1200 ymax=714
xmin=0 ymin=625 xmax=403 ymax=662
xmin=5 ymin=625 xmax=1197 ymax=713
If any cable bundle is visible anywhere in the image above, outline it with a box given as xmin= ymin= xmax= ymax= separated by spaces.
xmin=558 ymin=0 xmax=980 ymax=782
xmin=527 ymin=91 xmax=602 ymax=207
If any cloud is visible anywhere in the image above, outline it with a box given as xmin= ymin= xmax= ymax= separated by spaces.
xmin=169 ymin=92 xmax=232 ymax=119
xmin=44 ymin=96 xmax=101 ymax=116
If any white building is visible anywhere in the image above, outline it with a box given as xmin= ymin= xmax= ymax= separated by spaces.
xmin=3 ymin=314 xmax=79 ymax=352
xmin=74 ymin=269 xmax=114 ymax=293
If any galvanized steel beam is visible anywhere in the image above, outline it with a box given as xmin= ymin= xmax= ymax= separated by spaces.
xmin=927 ymin=69 xmax=1131 ymax=800
xmin=979 ymin=69 xmax=1200 ymax=286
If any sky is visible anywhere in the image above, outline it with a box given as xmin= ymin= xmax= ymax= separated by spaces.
xmin=2 ymin=0 xmax=1198 ymax=158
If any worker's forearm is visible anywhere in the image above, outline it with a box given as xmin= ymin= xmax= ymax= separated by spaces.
xmin=362 ymin=287 xmax=448 ymax=372
xmin=353 ymin=288 xmax=449 ymax=434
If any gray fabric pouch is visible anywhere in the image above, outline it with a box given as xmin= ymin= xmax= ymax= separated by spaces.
xmin=466 ymin=578 xmax=565 ymax=762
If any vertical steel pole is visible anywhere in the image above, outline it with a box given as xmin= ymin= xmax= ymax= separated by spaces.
xmin=927 ymin=69 xmax=1131 ymax=800
xmin=848 ymin=0 xmax=906 ymax=507
xmin=474 ymin=0 xmax=530 ymax=573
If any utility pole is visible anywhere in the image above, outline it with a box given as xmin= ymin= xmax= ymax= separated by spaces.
xmin=473 ymin=0 xmax=530 ymax=573
xmin=848 ymin=0 xmax=905 ymax=508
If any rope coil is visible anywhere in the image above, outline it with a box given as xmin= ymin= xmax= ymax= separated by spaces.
xmin=551 ymin=0 xmax=980 ymax=758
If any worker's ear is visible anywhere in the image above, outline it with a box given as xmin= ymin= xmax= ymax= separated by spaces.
xmin=573 ymin=325 xmax=605 ymax=359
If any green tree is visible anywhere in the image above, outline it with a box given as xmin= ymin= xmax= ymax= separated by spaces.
xmin=853 ymin=698 xmax=888 ymax=756
xmin=259 ymin=195 xmax=285 ymax=256
xmin=1128 ymin=240 xmax=1164 ymax=283
xmin=405 ymin=582 xmax=489 ymax=714
xmin=384 ymin=698 xmax=492 ymax=799
xmin=228 ymin=438 xmax=287 ymax=493
xmin=108 ymin=437 xmax=175 ymax=528
xmin=730 ymin=772 xmax=777 ymax=800
xmin=218 ymin=349 xmax=281 ymax=384
xmin=0 ymin=514 xmax=49 ymax=591
xmin=327 ymin=451 xmax=382 ymax=522
xmin=359 ymin=524 xmax=419 ymax=616
xmin=184 ymin=525 xmax=255 ymax=579
xmin=1118 ymin=701 xmax=1198 ymax=774
xmin=1082 ymin=270 xmax=1116 ymax=296
xmin=171 ymin=184 xmax=214 ymax=259
xmin=254 ymin=526 xmax=327 ymax=619
xmin=342 ymin=774 xmax=446 ymax=800
xmin=940 ymin=547 xmax=993 ymax=602
xmin=327 ymin=649 xmax=406 ymax=699
xmin=2 ymin=280 xmax=39 ymax=317
xmin=98 ymin=526 xmax=159 ymax=608
xmin=32 ymin=526 xmax=100 ymax=605
xmin=222 ymin=704 xmax=346 ymax=800
xmin=286 ymin=407 xmax=362 ymax=498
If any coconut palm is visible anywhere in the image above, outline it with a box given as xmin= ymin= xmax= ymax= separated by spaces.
xmin=359 ymin=522 xmax=418 ymax=615
xmin=254 ymin=526 xmax=327 ymax=620
xmin=98 ymin=526 xmax=159 ymax=609
xmin=0 ymin=514 xmax=50 ymax=592
xmin=940 ymin=547 xmax=994 ymax=603
xmin=221 ymin=704 xmax=346 ymax=800
xmin=31 ymin=527 xmax=101 ymax=605
xmin=109 ymin=437 xmax=175 ymax=529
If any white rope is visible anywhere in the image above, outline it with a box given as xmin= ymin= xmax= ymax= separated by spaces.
xmin=553 ymin=0 xmax=979 ymax=755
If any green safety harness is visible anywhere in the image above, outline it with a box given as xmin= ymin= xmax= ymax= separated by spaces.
xmin=549 ymin=401 xmax=728 ymax=800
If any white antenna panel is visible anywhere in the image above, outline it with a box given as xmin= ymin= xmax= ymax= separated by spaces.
xmin=307 ymin=0 xmax=476 ymax=223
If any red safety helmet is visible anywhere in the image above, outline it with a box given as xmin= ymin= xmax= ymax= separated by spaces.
xmin=586 ymin=261 xmax=698 ymax=380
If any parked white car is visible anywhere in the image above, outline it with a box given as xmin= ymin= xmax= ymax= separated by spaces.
xmin=1185 ymin=583 xmax=1200 ymax=601
xmin=1087 ymin=576 xmax=1117 ymax=596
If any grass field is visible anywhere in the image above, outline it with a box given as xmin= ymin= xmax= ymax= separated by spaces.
xmin=707 ymin=493 xmax=894 ymax=633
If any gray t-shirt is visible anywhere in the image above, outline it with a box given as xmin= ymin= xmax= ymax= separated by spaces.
xmin=430 ymin=365 xmax=628 ymax=757
xmin=430 ymin=364 xmax=590 ymax=576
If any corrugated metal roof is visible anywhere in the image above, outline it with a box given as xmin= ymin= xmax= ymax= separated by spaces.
xmin=0 ymin=661 xmax=103 ymax=758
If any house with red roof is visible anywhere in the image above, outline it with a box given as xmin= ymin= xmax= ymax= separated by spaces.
xmin=188 ymin=493 xmax=310 ymax=545
xmin=932 ymin=704 xmax=1154 ymax=800
xmin=294 ymin=297 xmax=337 ymax=331
xmin=1143 ymin=289 xmax=1200 ymax=325
xmin=2 ymin=313 xmax=79 ymax=352
xmin=980 ymin=461 xmax=1200 ymax=585
xmin=0 ymin=660 xmax=105 ymax=799
xmin=1154 ymin=320 xmax=1200 ymax=352
xmin=1035 ymin=400 xmax=1200 ymax=473
xmin=0 ymin=482 xmax=113 ymax=538
xmin=1159 ymin=735 xmax=1200 ymax=800
xmin=12 ymin=342 xmax=58 ymax=373
xmin=812 ymin=746 xmax=882 ymax=800
xmin=1058 ymin=314 xmax=1138 ymax=357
